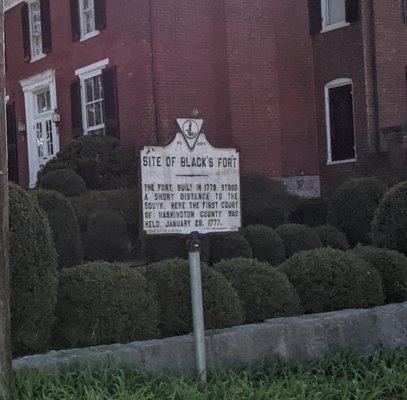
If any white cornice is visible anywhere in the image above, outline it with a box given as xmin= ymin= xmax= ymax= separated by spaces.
xmin=5 ymin=0 xmax=24 ymax=12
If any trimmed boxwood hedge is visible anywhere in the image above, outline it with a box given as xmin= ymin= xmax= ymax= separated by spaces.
xmin=214 ymin=258 xmax=303 ymax=323
xmin=327 ymin=178 xmax=387 ymax=246
xmin=145 ymin=234 xmax=209 ymax=264
xmin=279 ymin=248 xmax=384 ymax=314
xmin=34 ymin=190 xmax=83 ymax=267
xmin=9 ymin=184 xmax=58 ymax=355
xmin=371 ymin=181 xmax=407 ymax=255
xmin=241 ymin=174 xmax=300 ymax=228
xmin=54 ymin=262 xmax=159 ymax=348
xmin=69 ymin=189 xmax=138 ymax=244
xmin=39 ymin=169 xmax=87 ymax=197
xmin=39 ymin=135 xmax=137 ymax=190
xmin=209 ymin=233 xmax=253 ymax=264
xmin=350 ymin=245 xmax=407 ymax=304
xmin=243 ymin=225 xmax=286 ymax=265
xmin=276 ymin=224 xmax=322 ymax=258
xmin=289 ymin=198 xmax=328 ymax=227
xmin=314 ymin=225 xmax=349 ymax=250
xmin=140 ymin=259 xmax=244 ymax=337
xmin=83 ymin=211 xmax=131 ymax=262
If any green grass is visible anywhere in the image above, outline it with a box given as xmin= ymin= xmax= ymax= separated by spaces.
xmin=10 ymin=349 xmax=407 ymax=400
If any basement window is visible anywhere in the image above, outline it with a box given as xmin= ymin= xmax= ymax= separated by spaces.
xmin=325 ymin=78 xmax=356 ymax=164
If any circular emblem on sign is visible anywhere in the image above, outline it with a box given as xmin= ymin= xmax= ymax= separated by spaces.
xmin=182 ymin=119 xmax=200 ymax=140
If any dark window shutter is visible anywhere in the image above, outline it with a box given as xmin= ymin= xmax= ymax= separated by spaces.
xmin=403 ymin=0 xmax=407 ymax=24
xmin=70 ymin=0 xmax=80 ymax=41
xmin=102 ymin=66 xmax=120 ymax=138
xmin=40 ymin=0 xmax=52 ymax=54
xmin=6 ymin=102 xmax=19 ymax=183
xmin=345 ymin=0 xmax=359 ymax=23
xmin=308 ymin=0 xmax=322 ymax=35
xmin=71 ymin=79 xmax=83 ymax=137
xmin=95 ymin=0 xmax=106 ymax=30
xmin=21 ymin=3 xmax=31 ymax=60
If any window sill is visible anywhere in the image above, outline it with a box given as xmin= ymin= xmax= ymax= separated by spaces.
xmin=327 ymin=158 xmax=357 ymax=166
xmin=30 ymin=53 xmax=46 ymax=63
xmin=80 ymin=30 xmax=100 ymax=42
xmin=321 ymin=21 xmax=350 ymax=33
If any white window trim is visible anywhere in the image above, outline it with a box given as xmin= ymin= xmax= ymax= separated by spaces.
xmin=75 ymin=58 xmax=109 ymax=135
xmin=26 ymin=0 xmax=46 ymax=63
xmin=324 ymin=78 xmax=357 ymax=165
xmin=321 ymin=0 xmax=350 ymax=33
xmin=78 ymin=0 xmax=100 ymax=42
xmin=20 ymin=69 xmax=59 ymax=188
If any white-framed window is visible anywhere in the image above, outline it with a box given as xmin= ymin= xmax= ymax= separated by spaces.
xmin=79 ymin=0 xmax=99 ymax=41
xmin=321 ymin=0 xmax=349 ymax=32
xmin=325 ymin=78 xmax=356 ymax=165
xmin=28 ymin=0 xmax=44 ymax=61
xmin=75 ymin=59 xmax=109 ymax=135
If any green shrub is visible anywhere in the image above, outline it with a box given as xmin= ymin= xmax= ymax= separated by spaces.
xmin=69 ymin=188 xmax=138 ymax=244
xmin=314 ymin=225 xmax=349 ymax=250
xmin=39 ymin=169 xmax=86 ymax=197
xmin=34 ymin=190 xmax=83 ymax=267
xmin=145 ymin=234 xmax=209 ymax=264
xmin=83 ymin=211 xmax=131 ymax=262
xmin=350 ymin=245 xmax=407 ymax=304
xmin=39 ymin=135 xmax=136 ymax=190
xmin=241 ymin=174 xmax=300 ymax=228
xmin=141 ymin=259 xmax=244 ymax=337
xmin=209 ymin=233 xmax=253 ymax=264
xmin=9 ymin=184 xmax=58 ymax=355
xmin=289 ymin=198 xmax=328 ymax=227
xmin=327 ymin=178 xmax=387 ymax=246
xmin=55 ymin=262 xmax=159 ymax=348
xmin=276 ymin=224 xmax=322 ymax=258
xmin=243 ymin=225 xmax=286 ymax=265
xmin=372 ymin=181 xmax=407 ymax=255
xmin=214 ymin=258 xmax=303 ymax=323
xmin=279 ymin=248 xmax=384 ymax=314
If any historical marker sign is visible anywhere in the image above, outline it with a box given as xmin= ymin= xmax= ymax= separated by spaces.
xmin=141 ymin=118 xmax=241 ymax=235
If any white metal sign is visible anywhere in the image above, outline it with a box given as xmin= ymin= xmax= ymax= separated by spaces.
xmin=141 ymin=118 xmax=241 ymax=235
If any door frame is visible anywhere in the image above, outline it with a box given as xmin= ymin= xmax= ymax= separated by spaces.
xmin=20 ymin=69 xmax=58 ymax=188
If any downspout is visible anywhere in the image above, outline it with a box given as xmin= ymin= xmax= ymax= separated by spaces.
xmin=148 ymin=0 xmax=161 ymax=145
xmin=367 ymin=0 xmax=381 ymax=153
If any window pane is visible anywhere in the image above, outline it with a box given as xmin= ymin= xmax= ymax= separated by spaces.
xmin=94 ymin=101 xmax=103 ymax=125
xmin=36 ymin=122 xmax=44 ymax=158
xmin=36 ymin=90 xmax=51 ymax=114
xmin=46 ymin=120 xmax=54 ymax=155
xmin=326 ymin=0 xmax=346 ymax=25
xmin=85 ymin=78 xmax=94 ymax=102
xmin=87 ymin=104 xmax=96 ymax=127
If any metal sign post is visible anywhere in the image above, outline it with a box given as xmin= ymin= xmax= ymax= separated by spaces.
xmin=141 ymin=115 xmax=241 ymax=385
xmin=188 ymin=232 xmax=207 ymax=385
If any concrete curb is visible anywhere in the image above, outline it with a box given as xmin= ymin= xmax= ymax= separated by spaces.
xmin=13 ymin=302 xmax=407 ymax=374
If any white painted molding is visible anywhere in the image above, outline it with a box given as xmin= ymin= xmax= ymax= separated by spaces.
xmin=20 ymin=69 xmax=55 ymax=93
xmin=75 ymin=58 xmax=109 ymax=77
xmin=5 ymin=0 xmax=24 ymax=12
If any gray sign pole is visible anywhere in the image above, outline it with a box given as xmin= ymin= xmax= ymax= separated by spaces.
xmin=188 ymin=232 xmax=207 ymax=385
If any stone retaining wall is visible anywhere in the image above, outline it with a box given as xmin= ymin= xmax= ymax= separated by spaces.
xmin=13 ymin=302 xmax=407 ymax=374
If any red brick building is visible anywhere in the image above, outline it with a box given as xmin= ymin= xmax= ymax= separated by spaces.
xmin=4 ymin=0 xmax=407 ymax=196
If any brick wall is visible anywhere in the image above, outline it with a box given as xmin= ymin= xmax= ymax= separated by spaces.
xmin=5 ymin=0 xmax=318 ymax=189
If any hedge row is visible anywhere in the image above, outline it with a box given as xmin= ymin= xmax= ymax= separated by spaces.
xmin=55 ymin=245 xmax=407 ymax=350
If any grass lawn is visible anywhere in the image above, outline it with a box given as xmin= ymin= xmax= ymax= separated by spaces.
xmin=11 ymin=349 xmax=407 ymax=400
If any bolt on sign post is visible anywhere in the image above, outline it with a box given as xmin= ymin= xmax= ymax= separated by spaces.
xmin=0 ymin=0 xmax=12 ymax=397
xmin=141 ymin=117 xmax=241 ymax=384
